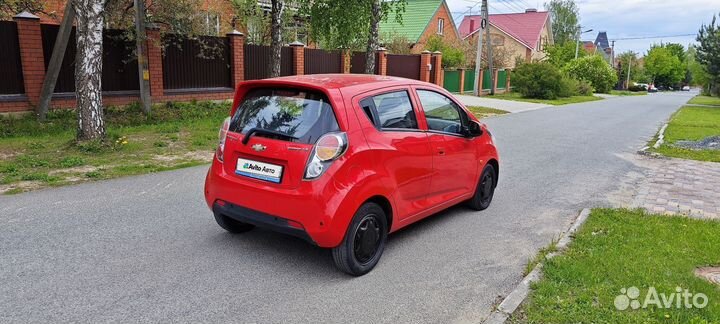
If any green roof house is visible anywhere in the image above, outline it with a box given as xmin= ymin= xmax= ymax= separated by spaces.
xmin=379 ymin=0 xmax=460 ymax=53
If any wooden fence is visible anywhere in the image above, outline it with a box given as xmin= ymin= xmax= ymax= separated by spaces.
xmin=0 ymin=21 xmax=24 ymax=95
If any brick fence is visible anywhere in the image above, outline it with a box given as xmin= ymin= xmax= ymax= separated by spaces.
xmin=0 ymin=12 xmax=443 ymax=114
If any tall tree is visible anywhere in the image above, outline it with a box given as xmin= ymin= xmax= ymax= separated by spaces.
xmin=544 ymin=0 xmax=579 ymax=45
xmin=0 ymin=0 xmax=46 ymax=19
xmin=269 ymin=0 xmax=284 ymax=77
xmin=645 ymin=46 xmax=684 ymax=88
xmin=365 ymin=0 xmax=381 ymax=74
xmin=72 ymin=0 xmax=107 ymax=141
xmin=696 ymin=13 xmax=720 ymax=96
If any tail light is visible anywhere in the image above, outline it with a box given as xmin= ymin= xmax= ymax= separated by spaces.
xmin=304 ymin=132 xmax=348 ymax=180
xmin=216 ymin=117 xmax=231 ymax=162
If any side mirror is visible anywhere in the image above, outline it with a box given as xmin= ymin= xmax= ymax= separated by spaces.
xmin=465 ymin=121 xmax=484 ymax=137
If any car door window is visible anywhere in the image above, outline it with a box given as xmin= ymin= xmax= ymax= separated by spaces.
xmin=359 ymin=91 xmax=419 ymax=130
xmin=417 ymin=90 xmax=466 ymax=135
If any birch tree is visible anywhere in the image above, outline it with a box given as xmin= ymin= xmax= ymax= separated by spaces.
xmin=72 ymin=0 xmax=107 ymax=141
xmin=269 ymin=0 xmax=284 ymax=77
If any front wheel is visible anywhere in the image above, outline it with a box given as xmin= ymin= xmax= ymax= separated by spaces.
xmin=467 ymin=164 xmax=497 ymax=211
xmin=332 ymin=202 xmax=388 ymax=276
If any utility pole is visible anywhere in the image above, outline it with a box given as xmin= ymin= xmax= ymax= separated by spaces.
xmin=574 ymin=25 xmax=581 ymax=59
xmin=626 ymin=56 xmax=632 ymax=89
xmin=472 ymin=0 xmax=487 ymax=96
xmin=610 ymin=40 xmax=616 ymax=67
xmin=485 ymin=0 xmax=494 ymax=95
xmin=37 ymin=2 xmax=75 ymax=121
xmin=134 ymin=0 xmax=152 ymax=114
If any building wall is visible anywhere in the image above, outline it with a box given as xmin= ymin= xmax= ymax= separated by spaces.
xmin=411 ymin=2 xmax=460 ymax=53
xmin=531 ymin=22 xmax=552 ymax=61
xmin=466 ymin=26 xmax=529 ymax=68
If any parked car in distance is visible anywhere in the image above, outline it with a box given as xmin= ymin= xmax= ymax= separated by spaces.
xmin=682 ymin=86 xmax=691 ymax=91
xmin=204 ymin=74 xmax=500 ymax=276
xmin=648 ymin=85 xmax=658 ymax=93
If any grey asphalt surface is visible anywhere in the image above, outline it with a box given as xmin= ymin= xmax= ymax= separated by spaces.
xmin=0 ymin=91 xmax=694 ymax=323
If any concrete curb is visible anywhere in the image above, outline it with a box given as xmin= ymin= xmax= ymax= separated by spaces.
xmin=481 ymin=208 xmax=592 ymax=324
xmin=652 ymin=123 xmax=668 ymax=149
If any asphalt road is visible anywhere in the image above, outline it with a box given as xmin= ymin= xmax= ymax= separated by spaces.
xmin=0 ymin=92 xmax=694 ymax=323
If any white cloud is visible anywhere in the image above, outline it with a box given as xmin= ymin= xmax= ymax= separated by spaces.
xmin=446 ymin=0 xmax=719 ymax=54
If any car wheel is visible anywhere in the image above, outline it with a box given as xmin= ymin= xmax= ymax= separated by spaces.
xmin=467 ymin=164 xmax=496 ymax=211
xmin=214 ymin=212 xmax=255 ymax=233
xmin=332 ymin=202 xmax=388 ymax=276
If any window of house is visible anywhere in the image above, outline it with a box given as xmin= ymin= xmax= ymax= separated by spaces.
xmin=359 ymin=91 xmax=419 ymax=130
xmin=437 ymin=18 xmax=444 ymax=35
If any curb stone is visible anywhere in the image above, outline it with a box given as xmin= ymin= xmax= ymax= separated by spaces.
xmin=652 ymin=123 xmax=668 ymax=149
xmin=481 ymin=208 xmax=592 ymax=324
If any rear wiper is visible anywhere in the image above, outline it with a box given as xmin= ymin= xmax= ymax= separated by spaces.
xmin=242 ymin=128 xmax=298 ymax=145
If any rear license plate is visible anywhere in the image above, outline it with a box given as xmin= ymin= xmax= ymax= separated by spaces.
xmin=236 ymin=158 xmax=283 ymax=183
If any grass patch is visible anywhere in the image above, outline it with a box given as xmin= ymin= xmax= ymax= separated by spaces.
xmin=466 ymin=106 xmax=509 ymax=119
xmin=490 ymin=92 xmax=602 ymax=105
xmin=0 ymin=100 xmax=229 ymax=194
xmin=650 ymin=105 xmax=720 ymax=162
xmin=512 ymin=208 xmax=720 ymax=323
xmin=688 ymin=95 xmax=720 ymax=106
xmin=611 ymin=90 xmax=647 ymax=96
xmin=524 ymin=238 xmax=559 ymax=276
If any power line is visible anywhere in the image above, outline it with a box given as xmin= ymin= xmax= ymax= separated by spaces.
xmin=611 ymin=34 xmax=696 ymax=41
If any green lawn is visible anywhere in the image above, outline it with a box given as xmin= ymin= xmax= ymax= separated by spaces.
xmin=490 ymin=92 xmax=602 ymax=105
xmin=512 ymin=208 xmax=720 ymax=324
xmin=688 ymin=95 xmax=720 ymax=106
xmin=610 ymin=90 xmax=647 ymax=96
xmin=466 ymin=106 xmax=509 ymax=119
xmin=651 ymin=105 xmax=720 ymax=162
xmin=0 ymin=101 xmax=229 ymax=194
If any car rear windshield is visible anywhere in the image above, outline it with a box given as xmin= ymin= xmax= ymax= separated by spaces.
xmin=229 ymin=88 xmax=340 ymax=144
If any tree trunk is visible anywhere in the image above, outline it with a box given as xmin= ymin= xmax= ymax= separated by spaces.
xmin=364 ymin=0 xmax=381 ymax=74
xmin=73 ymin=0 xmax=106 ymax=141
xmin=269 ymin=0 xmax=284 ymax=78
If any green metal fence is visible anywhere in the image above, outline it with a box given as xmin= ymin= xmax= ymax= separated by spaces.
xmin=496 ymin=70 xmax=507 ymax=90
xmin=463 ymin=70 xmax=475 ymax=92
xmin=443 ymin=70 xmax=461 ymax=93
xmin=482 ymin=69 xmax=492 ymax=90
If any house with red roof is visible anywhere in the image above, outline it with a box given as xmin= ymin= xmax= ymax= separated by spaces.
xmin=458 ymin=9 xmax=553 ymax=68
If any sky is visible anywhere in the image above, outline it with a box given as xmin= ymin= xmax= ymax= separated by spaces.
xmin=446 ymin=0 xmax=719 ymax=55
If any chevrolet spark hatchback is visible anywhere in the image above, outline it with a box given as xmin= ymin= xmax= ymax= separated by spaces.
xmin=204 ymin=74 xmax=500 ymax=276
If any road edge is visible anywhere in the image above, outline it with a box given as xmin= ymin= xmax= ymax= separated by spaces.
xmin=482 ymin=208 xmax=592 ymax=324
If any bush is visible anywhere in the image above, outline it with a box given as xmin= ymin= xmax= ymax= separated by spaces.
xmin=558 ymin=76 xmax=580 ymax=98
xmin=426 ymin=35 xmax=465 ymax=69
xmin=628 ymin=84 xmax=646 ymax=92
xmin=512 ymin=62 xmax=564 ymax=99
xmin=563 ymin=55 xmax=619 ymax=93
xmin=577 ymin=80 xmax=594 ymax=96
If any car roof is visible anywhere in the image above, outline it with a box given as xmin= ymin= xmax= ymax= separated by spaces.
xmin=242 ymin=74 xmax=431 ymax=93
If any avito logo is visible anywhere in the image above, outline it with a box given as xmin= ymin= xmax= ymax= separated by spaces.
xmin=243 ymin=163 xmax=276 ymax=174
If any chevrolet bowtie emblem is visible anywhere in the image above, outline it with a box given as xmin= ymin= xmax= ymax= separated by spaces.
xmin=251 ymin=143 xmax=267 ymax=152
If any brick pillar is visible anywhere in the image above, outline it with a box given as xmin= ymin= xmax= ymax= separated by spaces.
xmin=478 ymin=69 xmax=484 ymax=96
xmin=146 ymin=27 xmax=164 ymax=98
xmin=492 ymin=68 xmax=499 ymax=94
xmin=290 ymin=41 xmax=305 ymax=75
xmin=14 ymin=11 xmax=44 ymax=106
xmin=459 ymin=68 xmax=465 ymax=94
xmin=420 ymin=50 xmax=431 ymax=82
xmin=377 ymin=47 xmax=387 ymax=76
xmin=431 ymin=51 xmax=443 ymax=86
xmin=340 ymin=50 xmax=351 ymax=74
xmin=227 ymin=30 xmax=245 ymax=88
xmin=506 ymin=69 xmax=511 ymax=93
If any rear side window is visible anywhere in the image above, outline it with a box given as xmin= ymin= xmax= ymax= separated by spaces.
xmin=359 ymin=91 xmax=418 ymax=130
xmin=230 ymin=88 xmax=339 ymax=144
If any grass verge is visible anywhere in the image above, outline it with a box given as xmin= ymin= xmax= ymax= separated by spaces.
xmin=466 ymin=106 xmax=509 ymax=119
xmin=511 ymin=208 xmax=720 ymax=323
xmin=688 ymin=95 xmax=720 ymax=106
xmin=490 ymin=92 xmax=602 ymax=105
xmin=0 ymin=100 xmax=229 ymax=194
xmin=610 ymin=90 xmax=647 ymax=96
xmin=650 ymin=105 xmax=720 ymax=162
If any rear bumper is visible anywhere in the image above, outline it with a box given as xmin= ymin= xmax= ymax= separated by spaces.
xmin=213 ymin=201 xmax=316 ymax=245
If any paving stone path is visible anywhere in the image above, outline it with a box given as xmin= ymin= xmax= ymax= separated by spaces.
xmin=630 ymin=155 xmax=720 ymax=220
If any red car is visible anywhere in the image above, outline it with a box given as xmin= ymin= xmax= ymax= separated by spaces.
xmin=204 ymin=74 xmax=499 ymax=276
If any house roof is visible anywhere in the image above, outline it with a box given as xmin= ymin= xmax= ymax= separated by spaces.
xmin=459 ymin=11 xmax=550 ymax=50
xmin=379 ymin=0 xmax=455 ymax=43
xmin=595 ymin=31 xmax=609 ymax=49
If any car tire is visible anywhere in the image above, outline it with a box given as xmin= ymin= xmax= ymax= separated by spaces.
xmin=214 ymin=212 xmax=255 ymax=233
xmin=467 ymin=164 xmax=497 ymax=211
xmin=332 ymin=202 xmax=388 ymax=276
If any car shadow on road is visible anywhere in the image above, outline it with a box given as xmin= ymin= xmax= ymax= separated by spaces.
xmin=205 ymin=204 xmax=474 ymax=279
